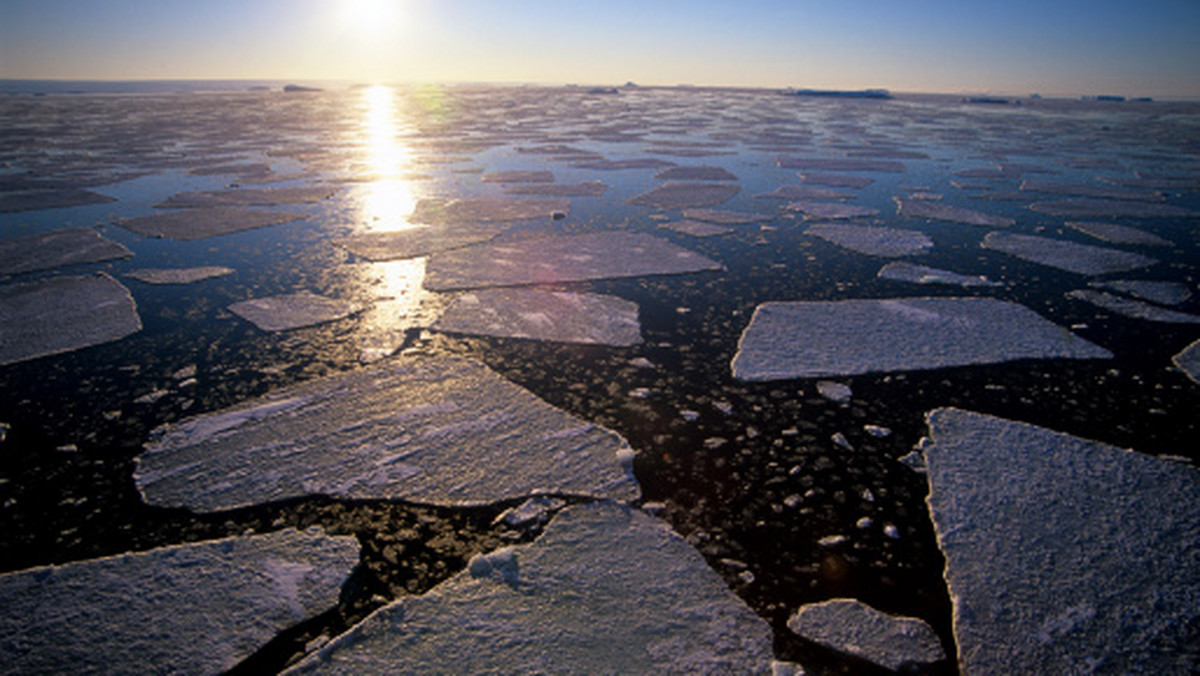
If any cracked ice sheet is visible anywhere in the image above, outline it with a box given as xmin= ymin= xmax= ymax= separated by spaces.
xmin=922 ymin=408 xmax=1200 ymax=675
xmin=285 ymin=503 xmax=773 ymax=675
xmin=0 ymin=528 xmax=359 ymax=675
xmin=134 ymin=354 xmax=639 ymax=511
xmin=628 ymin=182 xmax=740 ymax=209
xmin=334 ymin=224 xmax=509 ymax=261
xmin=434 ymin=288 xmax=642 ymax=346
xmin=125 ymin=266 xmax=234 ymax=284
xmin=423 ymin=232 xmax=722 ymax=291
xmin=229 ymin=292 xmax=361 ymax=332
xmin=410 ymin=197 xmax=569 ymax=223
xmin=896 ymin=198 xmax=1014 ymax=227
xmin=878 ymin=261 xmax=1000 ymax=287
xmin=1066 ymin=289 xmax=1200 ymax=324
xmin=806 ymin=223 xmax=932 ymax=257
xmin=116 ymin=207 xmax=307 ymax=240
xmin=0 ymin=274 xmax=142 ymax=366
xmin=787 ymin=598 xmax=944 ymax=672
xmin=982 ymin=232 xmax=1158 ymax=275
xmin=731 ymin=297 xmax=1111 ymax=380
xmin=0 ymin=228 xmax=132 ymax=276
xmin=156 ymin=186 xmax=339 ymax=208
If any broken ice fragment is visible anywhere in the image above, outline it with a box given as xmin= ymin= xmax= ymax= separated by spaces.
xmin=1172 ymin=339 xmax=1200 ymax=384
xmin=923 ymin=408 xmax=1200 ymax=675
xmin=125 ymin=266 xmax=234 ymax=284
xmin=156 ymin=186 xmax=338 ymax=208
xmin=982 ymin=231 xmax=1158 ymax=275
xmin=778 ymin=157 xmax=905 ymax=172
xmin=481 ymin=170 xmax=554 ymax=183
xmin=504 ymin=181 xmax=608 ymax=196
xmin=1089 ymin=279 xmax=1192 ymax=305
xmin=628 ymin=182 xmax=740 ymax=209
xmin=1066 ymin=221 xmax=1172 ymax=247
xmin=0 ymin=273 xmax=142 ymax=366
xmin=681 ymin=208 xmax=772 ymax=224
xmin=816 ymin=381 xmax=852 ymax=402
xmin=117 ymin=207 xmax=307 ymax=240
xmin=1019 ymin=179 xmax=1165 ymax=202
xmin=1066 ymin=289 xmax=1200 ymax=324
xmin=285 ymin=503 xmax=774 ymax=675
xmin=434 ymin=288 xmax=643 ymax=346
xmin=654 ymin=166 xmax=738 ymax=181
xmin=878 ymin=261 xmax=1000 ymax=287
xmin=410 ymin=197 xmax=570 ymax=223
xmin=0 ymin=187 xmax=116 ymax=213
xmin=805 ymin=223 xmax=933 ymax=257
xmin=1030 ymin=198 xmax=1199 ymax=219
xmin=799 ymin=173 xmax=875 ymax=189
xmin=787 ymin=598 xmax=945 ymax=672
xmin=228 ymin=292 xmax=361 ymax=331
xmin=0 ymin=529 xmax=359 ymax=675
xmin=333 ymin=224 xmax=508 ymax=261
xmin=0 ymin=228 xmax=132 ymax=276
xmin=424 ymin=232 xmax=722 ymax=291
xmin=659 ymin=220 xmax=734 ymax=237
xmin=732 ymin=297 xmax=1111 ymax=380
xmin=134 ymin=354 xmax=639 ymax=510
xmin=756 ymin=185 xmax=855 ymax=201
xmin=787 ymin=201 xmax=879 ymax=220
xmin=569 ymin=157 xmax=676 ymax=170
xmin=896 ymin=198 xmax=1014 ymax=227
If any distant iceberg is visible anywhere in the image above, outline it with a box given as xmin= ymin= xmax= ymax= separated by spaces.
xmin=787 ymin=88 xmax=892 ymax=99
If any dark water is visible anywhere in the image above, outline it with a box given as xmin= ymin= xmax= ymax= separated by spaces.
xmin=2 ymin=84 xmax=1198 ymax=674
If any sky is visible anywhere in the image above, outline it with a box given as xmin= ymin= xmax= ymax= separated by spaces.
xmin=2 ymin=0 xmax=1198 ymax=98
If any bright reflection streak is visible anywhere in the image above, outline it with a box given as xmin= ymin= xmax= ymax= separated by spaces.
xmin=359 ymin=84 xmax=418 ymax=232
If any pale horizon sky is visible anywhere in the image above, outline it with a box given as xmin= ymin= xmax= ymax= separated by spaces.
xmin=2 ymin=0 xmax=1198 ymax=99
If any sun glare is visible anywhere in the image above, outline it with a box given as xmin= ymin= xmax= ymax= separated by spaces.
xmin=338 ymin=0 xmax=402 ymax=40
xmin=359 ymin=84 xmax=418 ymax=232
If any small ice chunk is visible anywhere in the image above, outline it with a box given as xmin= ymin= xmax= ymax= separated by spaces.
xmin=805 ymin=223 xmax=933 ymax=257
xmin=878 ymin=261 xmax=1001 ymax=287
xmin=628 ymin=182 xmax=740 ymax=209
xmin=864 ymin=424 xmax=892 ymax=437
xmin=831 ymin=432 xmax=853 ymax=450
xmin=816 ymin=380 xmax=852 ymax=402
xmin=504 ymin=181 xmax=608 ymax=197
xmin=682 ymin=208 xmax=773 ymax=224
xmin=1066 ymin=289 xmax=1200 ymax=324
xmin=787 ymin=201 xmax=880 ymax=220
xmin=411 ymin=197 xmax=570 ymax=223
xmin=1172 ymin=338 xmax=1200 ymax=384
xmin=856 ymin=517 xmax=874 ymax=529
xmin=125 ymin=266 xmax=234 ymax=284
xmin=0 ymin=274 xmax=142 ymax=366
xmin=882 ymin=524 xmax=900 ymax=539
xmin=0 ymin=228 xmax=132 ymax=276
xmin=771 ymin=659 xmax=808 ymax=676
xmin=117 ymin=207 xmax=306 ymax=240
xmin=778 ymin=157 xmax=905 ymax=173
xmin=1065 ymin=221 xmax=1172 ymax=247
xmin=434 ymin=288 xmax=643 ymax=346
xmin=818 ymin=534 xmax=849 ymax=547
xmin=495 ymin=496 xmax=566 ymax=528
xmin=1030 ymin=198 xmax=1199 ymax=219
xmin=1088 ymin=280 xmax=1191 ymax=306
xmin=983 ymin=231 xmax=1158 ymax=275
xmin=787 ymin=598 xmax=945 ymax=672
xmin=654 ymin=166 xmax=738 ymax=181
xmin=0 ymin=529 xmax=359 ymax=675
xmin=0 ymin=188 xmax=116 ymax=213
xmin=229 ymin=292 xmax=361 ymax=331
xmin=334 ymin=224 xmax=508 ymax=261
xmin=659 ymin=220 xmax=734 ymax=237
xmin=896 ymin=198 xmax=1014 ymax=227
xmin=897 ymin=450 xmax=926 ymax=472
xmin=481 ymin=170 xmax=554 ymax=183
xmin=732 ymin=297 xmax=1111 ymax=380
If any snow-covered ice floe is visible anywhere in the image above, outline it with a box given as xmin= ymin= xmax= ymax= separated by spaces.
xmin=284 ymin=503 xmax=773 ymax=675
xmin=411 ymin=197 xmax=570 ymax=223
xmin=156 ymin=186 xmax=339 ymax=208
xmin=731 ymin=297 xmax=1111 ymax=380
xmin=805 ymin=223 xmax=932 ymax=257
xmin=628 ymin=182 xmax=740 ymax=209
xmin=334 ymin=224 xmax=509 ymax=261
xmin=922 ymin=408 xmax=1200 ymax=675
xmin=134 ymin=354 xmax=639 ymax=511
xmin=1173 ymin=339 xmax=1200 ymax=384
xmin=787 ymin=598 xmax=945 ymax=672
xmin=0 ymin=273 xmax=142 ymax=366
xmin=878 ymin=261 xmax=1001 ymax=287
xmin=423 ymin=232 xmax=722 ymax=291
xmin=0 ymin=528 xmax=359 ymax=674
xmin=1066 ymin=289 xmax=1200 ymax=324
xmin=982 ymin=231 xmax=1158 ymax=275
xmin=229 ymin=292 xmax=362 ymax=331
xmin=1088 ymin=280 xmax=1192 ymax=306
xmin=125 ymin=266 xmax=234 ymax=284
xmin=896 ymin=198 xmax=1015 ymax=227
xmin=0 ymin=228 xmax=132 ymax=276
xmin=1065 ymin=221 xmax=1172 ymax=247
xmin=116 ymin=207 xmax=307 ymax=240
xmin=434 ymin=288 xmax=642 ymax=346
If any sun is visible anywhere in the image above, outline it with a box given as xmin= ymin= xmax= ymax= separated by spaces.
xmin=337 ymin=0 xmax=402 ymax=39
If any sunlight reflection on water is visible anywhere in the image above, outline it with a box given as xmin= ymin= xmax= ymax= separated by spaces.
xmin=359 ymin=84 xmax=419 ymax=232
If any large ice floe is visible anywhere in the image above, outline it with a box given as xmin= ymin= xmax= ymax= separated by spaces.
xmin=1019 ymin=179 xmax=1166 ymax=202
xmin=156 ymin=186 xmax=339 ymax=208
xmin=1173 ymin=338 xmax=1200 ymax=384
xmin=410 ymin=197 xmax=570 ymax=223
xmin=134 ymin=354 xmax=639 ymax=511
xmin=1066 ymin=289 xmax=1200 ymax=324
xmin=125 ymin=266 xmax=234 ymax=284
xmin=877 ymin=261 xmax=1001 ymax=287
xmin=787 ymin=598 xmax=945 ymax=672
xmin=787 ymin=200 xmax=880 ymax=220
xmin=229 ymin=292 xmax=362 ymax=331
xmin=504 ymin=181 xmax=608 ymax=197
xmin=922 ymin=408 xmax=1200 ymax=675
xmin=0 ymin=187 xmax=116 ymax=213
xmin=285 ymin=503 xmax=774 ymax=675
xmin=731 ymin=297 xmax=1111 ymax=380
xmin=0 ymin=273 xmax=142 ymax=366
xmin=1065 ymin=221 xmax=1173 ymax=247
xmin=777 ymin=157 xmax=905 ymax=173
xmin=333 ymin=224 xmax=509 ymax=261
xmin=655 ymin=166 xmax=739 ymax=181
xmin=982 ymin=231 xmax=1158 ymax=275
xmin=805 ymin=223 xmax=933 ymax=257
xmin=116 ymin=207 xmax=307 ymax=240
xmin=1030 ymin=198 xmax=1199 ymax=219
xmin=755 ymin=185 xmax=855 ymax=201
xmin=682 ymin=208 xmax=773 ymax=224
xmin=896 ymin=198 xmax=1015 ymax=227
xmin=433 ymin=288 xmax=643 ymax=346
xmin=423 ymin=232 xmax=722 ymax=291
xmin=0 ymin=228 xmax=132 ymax=276
xmin=1089 ymin=279 xmax=1192 ymax=305
xmin=628 ymin=182 xmax=741 ymax=209
xmin=660 ymin=220 xmax=734 ymax=237
xmin=0 ymin=528 xmax=360 ymax=674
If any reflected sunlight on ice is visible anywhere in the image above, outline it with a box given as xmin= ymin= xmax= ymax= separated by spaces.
xmin=358 ymin=85 xmax=418 ymax=232
xmin=353 ymin=257 xmax=444 ymax=363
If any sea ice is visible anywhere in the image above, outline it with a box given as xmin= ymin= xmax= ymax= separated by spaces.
xmin=504 ymin=181 xmax=608 ymax=196
xmin=1066 ymin=289 xmax=1200 ymax=324
xmin=569 ymin=158 xmax=676 ymax=170
xmin=228 ymin=292 xmax=362 ymax=331
xmin=116 ymin=207 xmax=307 ymax=240
xmin=755 ymin=185 xmax=855 ymax=201
xmin=0 ymin=188 xmax=116 ymax=213
xmin=816 ymin=381 xmax=852 ymax=402
xmin=0 ymin=228 xmax=132 ymax=276
xmin=1030 ymin=198 xmax=1199 ymax=219
xmin=877 ymin=261 xmax=1001 ymax=287
xmin=1019 ymin=179 xmax=1165 ymax=202
xmin=896 ymin=198 xmax=1014 ymax=227
xmin=654 ymin=166 xmax=739 ymax=181
xmin=1065 ymin=221 xmax=1172 ymax=247
xmin=156 ymin=186 xmax=338 ymax=208
xmin=805 ymin=223 xmax=933 ymax=257
xmin=787 ymin=598 xmax=945 ymax=672
xmin=284 ymin=503 xmax=774 ymax=675
xmin=982 ymin=232 xmax=1158 ymax=275
xmin=0 ymin=528 xmax=359 ymax=675
xmin=660 ymin=220 xmax=735 ymax=237
xmin=433 ymin=288 xmax=643 ymax=346
xmin=798 ymin=173 xmax=875 ymax=189
xmin=134 ymin=354 xmax=640 ymax=511
xmin=411 ymin=197 xmax=571 ymax=223
xmin=125 ymin=266 xmax=234 ymax=284
xmin=1089 ymin=280 xmax=1192 ymax=305
xmin=334 ymin=224 xmax=509 ymax=261
xmin=682 ymin=208 xmax=773 ymax=224
xmin=481 ymin=170 xmax=554 ymax=183
xmin=628 ymin=182 xmax=740 ymax=209
xmin=787 ymin=201 xmax=880 ymax=220
xmin=923 ymin=408 xmax=1200 ymax=675
xmin=731 ymin=297 xmax=1111 ymax=380
xmin=1173 ymin=339 xmax=1200 ymax=384
xmin=0 ymin=273 xmax=142 ymax=366
xmin=423 ymin=232 xmax=722 ymax=291
xmin=778 ymin=157 xmax=905 ymax=173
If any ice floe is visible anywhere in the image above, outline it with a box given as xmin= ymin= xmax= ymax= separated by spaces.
xmin=659 ymin=220 xmax=734 ymax=237
xmin=285 ymin=503 xmax=773 ymax=675
xmin=481 ymin=170 xmax=554 ymax=183
xmin=117 ymin=207 xmax=307 ymax=240
xmin=628 ymin=182 xmax=740 ymax=209
xmin=125 ymin=266 xmax=234 ymax=284
xmin=1019 ymin=179 xmax=1165 ymax=202
xmin=756 ymin=185 xmax=855 ymax=201
xmin=896 ymin=198 xmax=1014 ymax=227
xmin=424 ymin=232 xmax=722 ymax=291
xmin=682 ymin=208 xmax=773 ymax=224
xmin=787 ymin=598 xmax=945 ymax=672
xmin=805 ymin=223 xmax=933 ymax=257
xmin=0 ymin=528 xmax=359 ymax=675
xmin=982 ymin=231 xmax=1158 ymax=275
xmin=923 ymin=408 xmax=1200 ymax=675
xmin=134 ymin=354 xmax=639 ymax=510
xmin=157 ymin=186 xmax=338 ymax=208
xmin=1066 ymin=289 xmax=1200 ymax=324
xmin=787 ymin=201 xmax=880 ymax=220
xmin=0 ymin=273 xmax=142 ymax=366
xmin=1089 ymin=279 xmax=1192 ymax=305
xmin=504 ymin=181 xmax=608 ymax=196
xmin=816 ymin=381 xmax=852 ymax=402
xmin=569 ymin=158 xmax=676 ymax=171
xmin=433 ymin=288 xmax=643 ymax=346
xmin=1030 ymin=198 xmax=1199 ymax=219
xmin=878 ymin=261 xmax=1001 ymax=287
xmin=654 ymin=166 xmax=738 ymax=181
xmin=731 ymin=297 xmax=1111 ymax=380
xmin=798 ymin=173 xmax=875 ymax=189
xmin=411 ymin=197 xmax=571 ymax=223
xmin=1173 ymin=339 xmax=1200 ymax=384
xmin=334 ymin=224 xmax=508 ymax=261
xmin=778 ymin=157 xmax=905 ymax=173
xmin=228 ymin=292 xmax=362 ymax=331
xmin=1065 ymin=221 xmax=1172 ymax=247
xmin=0 ymin=187 xmax=116 ymax=213
xmin=0 ymin=228 xmax=132 ymax=276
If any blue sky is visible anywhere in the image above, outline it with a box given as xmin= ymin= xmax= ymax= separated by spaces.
xmin=2 ymin=0 xmax=1197 ymax=97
